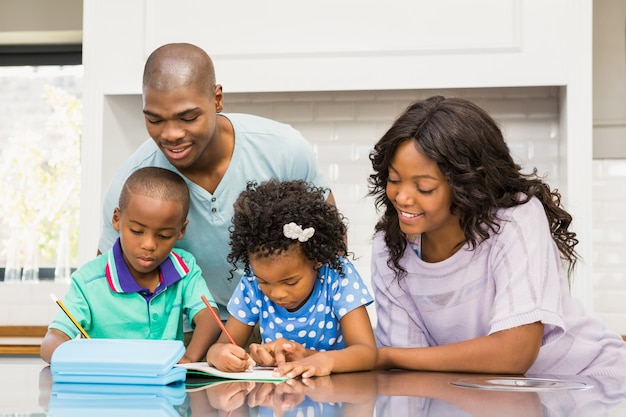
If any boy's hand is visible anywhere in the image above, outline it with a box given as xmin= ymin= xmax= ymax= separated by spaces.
xmin=207 ymin=343 xmax=255 ymax=372
xmin=178 ymin=355 xmax=192 ymax=364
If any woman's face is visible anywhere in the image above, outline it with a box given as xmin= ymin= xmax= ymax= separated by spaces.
xmin=385 ymin=140 xmax=460 ymax=239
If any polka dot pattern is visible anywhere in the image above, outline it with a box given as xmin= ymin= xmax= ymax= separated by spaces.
xmin=227 ymin=257 xmax=373 ymax=351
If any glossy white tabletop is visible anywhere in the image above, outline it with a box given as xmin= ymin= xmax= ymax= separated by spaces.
xmin=1 ymin=356 xmax=625 ymax=416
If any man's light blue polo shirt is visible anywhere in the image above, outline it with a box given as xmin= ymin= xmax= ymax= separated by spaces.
xmin=98 ymin=113 xmax=329 ymax=319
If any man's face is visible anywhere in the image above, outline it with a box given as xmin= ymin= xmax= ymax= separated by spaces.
xmin=142 ymin=84 xmax=223 ymax=172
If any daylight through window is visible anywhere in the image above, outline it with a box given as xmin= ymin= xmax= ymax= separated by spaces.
xmin=0 ymin=65 xmax=82 ymax=278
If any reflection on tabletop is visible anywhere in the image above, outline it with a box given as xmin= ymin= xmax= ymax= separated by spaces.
xmin=187 ymin=372 xmax=378 ymax=417
xmin=375 ymin=370 xmax=626 ymax=417
xmin=35 ymin=366 xmax=626 ymax=417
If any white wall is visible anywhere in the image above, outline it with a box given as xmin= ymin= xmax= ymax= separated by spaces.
xmin=79 ymin=0 xmax=594 ymax=307
xmin=591 ymin=0 xmax=626 ymax=335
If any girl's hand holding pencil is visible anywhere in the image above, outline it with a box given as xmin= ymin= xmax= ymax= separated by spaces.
xmin=202 ymin=295 xmax=255 ymax=372
xmin=210 ymin=343 xmax=256 ymax=372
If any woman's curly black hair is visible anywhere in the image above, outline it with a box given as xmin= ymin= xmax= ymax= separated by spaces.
xmin=228 ymin=179 xmax=349 ymax=277
xmin=368 ymin=95 xmax=579 ymax=281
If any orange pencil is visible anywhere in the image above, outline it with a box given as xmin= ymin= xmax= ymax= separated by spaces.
xmin=201 ymin=295 xmax=237 ymax=345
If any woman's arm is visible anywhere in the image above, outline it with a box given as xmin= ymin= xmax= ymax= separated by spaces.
xmin=377 ymin=321 xmax=544 ymax=374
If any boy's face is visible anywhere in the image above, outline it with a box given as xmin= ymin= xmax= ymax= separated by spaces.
xmin=112 ymin=194 xmax=187 ymax=278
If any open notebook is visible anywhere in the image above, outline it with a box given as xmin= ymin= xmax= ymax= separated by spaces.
xmin=178 ymin=362 xmax=288 ymax=386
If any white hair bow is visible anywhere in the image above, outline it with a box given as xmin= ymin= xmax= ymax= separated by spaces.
xmin=283 ymin=222 xmax=315 ymax=242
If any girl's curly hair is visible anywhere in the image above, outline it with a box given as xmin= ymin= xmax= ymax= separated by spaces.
xmin=368 ymin=95 xmax=579 ymax=281
xmin=228 ymin=179 xmax=348 ymax=277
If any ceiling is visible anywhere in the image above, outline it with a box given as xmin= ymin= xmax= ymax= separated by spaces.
xmin=0 ymin=0 xmax=82 ymax=45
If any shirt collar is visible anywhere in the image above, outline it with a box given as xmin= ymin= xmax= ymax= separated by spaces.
xmin=105 ymin=238 xmax=189 ymax=294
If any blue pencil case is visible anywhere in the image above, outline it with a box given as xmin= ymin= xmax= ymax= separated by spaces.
xmin=50 ymin=338 xmax=187 ymax=385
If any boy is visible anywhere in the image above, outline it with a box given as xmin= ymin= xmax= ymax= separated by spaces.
xmin=40 ymin=167 xmax=220 ymax=363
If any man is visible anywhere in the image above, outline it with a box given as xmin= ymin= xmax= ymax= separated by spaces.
xmin=99 ymin=43 xmax=334 ymax=321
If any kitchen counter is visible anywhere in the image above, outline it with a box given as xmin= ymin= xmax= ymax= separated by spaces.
xmin=2 ymin=358 xmax=625 ymax=416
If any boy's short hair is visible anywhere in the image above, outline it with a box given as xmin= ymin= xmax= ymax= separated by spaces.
xmin=119 ymin=167 xmax=190 ymax=218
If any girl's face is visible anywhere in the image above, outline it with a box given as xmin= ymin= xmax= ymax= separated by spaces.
xmin=249 ymin=244 xmax=317 ymax=312
xmin=386 ymin=140 xmax=460 ymax=239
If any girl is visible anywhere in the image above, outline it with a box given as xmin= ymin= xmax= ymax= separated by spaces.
xmin=368 ymin=95 xmax=626 ymax=377
xmin=207 ymin=179 xmax=376 ymax=378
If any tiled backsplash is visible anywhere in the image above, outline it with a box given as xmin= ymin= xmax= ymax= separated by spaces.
xmin=2 ymin=86 xmax=624 ymax=337
xmin=592 ymin=160 xmax=626 ymax=335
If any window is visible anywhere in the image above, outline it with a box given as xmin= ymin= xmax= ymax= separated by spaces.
xmin=0 ymin=63 xmax=82 ymax=280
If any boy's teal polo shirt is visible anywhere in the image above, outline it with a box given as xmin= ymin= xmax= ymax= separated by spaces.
xmin=49 ymin=238 xmax=216 ymax=340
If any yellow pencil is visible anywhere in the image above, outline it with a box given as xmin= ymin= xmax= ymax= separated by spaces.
xmin=50 ymin=293 xmax=90 ymax=339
